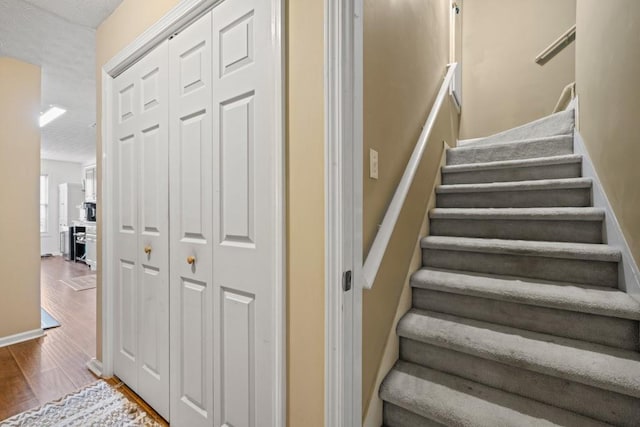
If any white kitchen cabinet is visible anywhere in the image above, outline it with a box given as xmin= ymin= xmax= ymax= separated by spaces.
xmin=85 ymin=227 xmax=97 ymax=271
xmin=84 ymin=165 xmax=96 ymax=202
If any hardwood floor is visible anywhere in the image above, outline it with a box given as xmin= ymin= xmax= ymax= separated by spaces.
xmin=105 ymin=378 xmax=169 ymax=426
xmin=0 ymin=257 xmax=97 ymax=421
xmin=0 ymin=256 xmax=166 ymax=425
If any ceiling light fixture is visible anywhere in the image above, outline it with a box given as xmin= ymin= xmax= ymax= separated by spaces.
xmin=39 ymin=106 xmax=66 ymax=128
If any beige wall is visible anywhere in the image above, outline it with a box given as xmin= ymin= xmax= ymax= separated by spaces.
xmin=362 ymin=0 xmax=458 ymax=416
xmin=575 ymin=0 xmax=640 ymax=266
xmin=96 ymin=1 xmax=326 ymax=424
xmin=286 ymin=1 xmax=325 ymax=425
xmin=459 ymin=0 xmax=576 ymax=139
xmin=0 ymin=57 xmax=42 ymax=338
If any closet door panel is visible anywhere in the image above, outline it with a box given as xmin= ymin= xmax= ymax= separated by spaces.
xmin=113 ymin=67 xmax=140 ymax=390
xmin=213 ymin=0 xmax=276 ymax=425
xmin=117 ymin=259 xmax=137 ymax=360
xmin=178 ymin=112 xmax=207 ymax=238
xmin=118 ymin=135 xmax=137 ymax=231
xmin=169 ymin=11 xmax=214 ymax=427
xmin=179 ymin=277 xmax=208 ymax=410
xmin=219 ymin=93 xmax=254 ymax=245
xmin=220 ymin=289 xmax=255 ymax=427
xmin=139 ymin=265 xmax=161 ymax=373
xmin=136 ymin=40 xmax=170 ymax=421
xmin=140 ymin=127 xmax=162 ymax=232
xmin=112 ymin=39 xmax=170 ymax=421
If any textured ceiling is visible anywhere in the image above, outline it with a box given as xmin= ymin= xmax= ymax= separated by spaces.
xmin=0 ymin=0 xmax=123 ymax=164
xmin=22 ymin=0 xmax=123 ymax=29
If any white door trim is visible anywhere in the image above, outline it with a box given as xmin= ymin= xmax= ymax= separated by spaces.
xmin=100 ymin=1 xmax=286 ymax=425
xmin=324 ymin=0 xmax=363 ymax=425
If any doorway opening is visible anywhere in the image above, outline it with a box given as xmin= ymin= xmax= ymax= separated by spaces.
xmin=0 ymin=0 xmax=110 ymax=420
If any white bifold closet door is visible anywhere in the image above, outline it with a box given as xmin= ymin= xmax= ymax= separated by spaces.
xmin=168 ymin=10 xmax=215 ymax=427
xmin=169 ymin=0 xmax=279 ymax=425
xmin=211 ymin=0 xmax=279 ymax=426
xmin=111 ymin=0 xmax=278 ymax=424
xmin=112 ymin=40 xmax=170 ymax=420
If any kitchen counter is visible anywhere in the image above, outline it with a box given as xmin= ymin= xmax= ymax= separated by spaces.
xmin=72 ymin=220 xmax=96 ymax=227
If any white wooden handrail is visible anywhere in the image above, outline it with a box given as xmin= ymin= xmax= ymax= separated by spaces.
xmin=362 ymin=63 xmax=458 ymax=289
xmin=553 ymin=81 xmax=576 ymax=113
xmin=535 ymin=24 xmax=576 ymax=65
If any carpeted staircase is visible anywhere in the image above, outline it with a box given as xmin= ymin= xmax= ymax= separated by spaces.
xmin=379 ymin=109 xmax=640 ymax=426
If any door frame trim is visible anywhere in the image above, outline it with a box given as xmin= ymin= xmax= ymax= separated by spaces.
xmin=100 ymin=1 xmax=286 ymax=425
xmin=324 ymin=0 xmax=363 ymax=425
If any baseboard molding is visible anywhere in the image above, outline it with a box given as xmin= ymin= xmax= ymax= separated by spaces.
xmin=86 ymin=358 xmax=104 ymax=378
xmin=0 ymin=328 xmax=44 ymax=348
xmin=574 ymin=129 xmax=640 ymax=301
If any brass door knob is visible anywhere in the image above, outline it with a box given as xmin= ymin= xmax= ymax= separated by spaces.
xmin=144 ymin=246 xmax=152 ymax=254
xmin=187 ymin=256 xmax=196 ymax=265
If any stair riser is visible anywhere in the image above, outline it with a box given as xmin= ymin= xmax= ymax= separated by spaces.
xmin=437 ymin=188 xmax=591 ymax=208
xmin=430 ymin=218 xmax=602 ymax=243
xmin=442 ymin=162 xmax=581 ymax=184
xmin=459 ymin=110 xmax=574 ymax=147
xmin=400 ymin=340 xmax=640 ymax=427
xmin=422 ymin=249 xmax=618 ymax=287
xmin=413 ymin=288 xmax=638 ymax=350
xmin=447 ymin=137 xmax=573 ymax=165
xmin=383 ymin=403 xmax=444 ymax=427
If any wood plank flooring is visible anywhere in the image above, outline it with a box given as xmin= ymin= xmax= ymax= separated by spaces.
xmin=0 ymin=256 xmax=166 ymax=425
xmin=0 ymin=257 xmax=96 ymax=421
xmin=105 ymin=378 xmax=169 ymax=426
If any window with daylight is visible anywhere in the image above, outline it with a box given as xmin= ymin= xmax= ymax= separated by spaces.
xmin=40 ymin=175 xmax=48 ymax=233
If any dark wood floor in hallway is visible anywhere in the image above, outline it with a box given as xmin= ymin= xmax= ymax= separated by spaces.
xmin=0 ymin=256 xmax=168 ymax=426
xmin=0 ymin=256 xmax=97 ymax=421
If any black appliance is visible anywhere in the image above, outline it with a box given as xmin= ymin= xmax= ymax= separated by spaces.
xmin=61 ymin=225 xmax=85 ymax=261
xmin=84 ymin=202 xmax=97 ymax=222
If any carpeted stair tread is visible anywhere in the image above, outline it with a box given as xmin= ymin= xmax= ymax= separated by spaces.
xmin=410 ymin=268 xmax=640 ymax=320
xmin=447 ymin=135 xmax=574 ymax=165
xmin=383 ymin=403 xmax=446 ymax=427
xmin=421 ymin=236 xmax=621 ymax=262
xmin=441 ymin=154 xmax=583 ymax=185
xmin=443 ymin=153 xmax=582 ymax=173
xmin=429 ymin=208 xmax=604 ymax=243
xmin=380 ymin=361 xmax=609 ymax=427
xmin=400 ymin=340 xmax=640 ymax=426
xmin=398 ymin=309 xmax=640 ymax=398
xmin=457 ymin=109 xmax=575 ymax=147
xmin=429 ymin=207 xmax=604 ymax=221
xmin=436 ymin=177 xmax=591 ymax=194
xmin=452 ymin=134 xmax=572 ymax=151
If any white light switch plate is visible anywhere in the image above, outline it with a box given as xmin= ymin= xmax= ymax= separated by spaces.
xmin=369 ymin=149 xmax=379 ymax=179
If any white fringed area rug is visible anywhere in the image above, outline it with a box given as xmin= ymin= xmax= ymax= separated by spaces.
xmin=0 ymin=381 xmax=161 ymax=427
